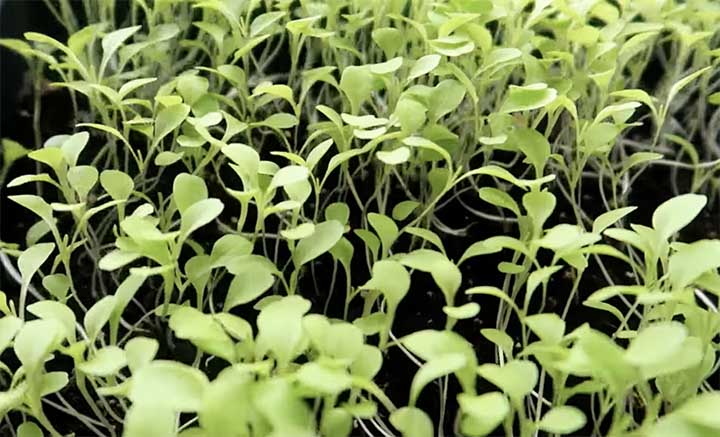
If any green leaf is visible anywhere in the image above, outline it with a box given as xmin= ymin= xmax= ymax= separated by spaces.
xmin=222 ymin=143 xmax=259 ymax=190
xmin=79 ymin=346 xmax=127 ymax=376
xmin=100 ymin=26 xmax=141 ymax=77
xmin=18 ymin=243 xmax=55 ymax=289
xmin=14 ymin=319 xmax=62 ymax=371
xmin=538 ymin=406 xmax=587 ymax=434
xmin=84 ymin=296 xmax=116 ymax=343
xmin=28 ymin=147 xmax=65 ymax=174
xmin=279 ymin=223 xmax=314 ymax=240
xmin=125 ymin=337 xmax=159 ymax=373
xmin=180 ymin=198 xmax=224 ymax=239
xmin=124 ymin=403 xmax=176 ymax=437
xmin=169 ymin=307 xmax=235 ymax=362
xmin=620 ymin=152 xmax=663 ymax=175
xmin=321 ymin=408 xmax=352 ymax=437
xmin=429 ymin=80 xmax=466 ymax=123
xmin=669 ymin=240 xmax=720 ymax=290
xmin=523 ymin=191 xmax=556 ymax=233
xmin=296 ymin=362 xmax=352 ymax=394
xmin=709 ymin=92 xmax=720 ymax=105
xmin=260 ymin=113 xmax=298 ymax=129
xmin=100 ymin=170 xmax=134 ymax=201
xmin=98 ymin=250 xmax=141 ymax=271
xmin=480 ymin=47 xmax=522 ymax=74
xmin=61 ymin=132 xmax=91 ymax=168
xmin=40 ymin=371 xmax=68 ymax=396
xmin=411 ymin=353 xmax=467 ymax=404
xmin=250 ymin=11 xmax=285 ymax=36
xmin=39 ymin=275 xmax=68 ymax=303
xmin=199 ymin=367 xmax=252 ymax=435
xmin=324 ymin=202 xmax=350 ymax=225
xmin=340 ymin=66 xmax=373 ymax=114
xmin=508 ymin=127 xmax=550 ymax=177
xmin=367 ymin=213 xmax=399 ymax=256
xmin=305 ymin=139 xmax=334 ymax=171
xmin=154 ymin=104 xmax=190 ymax=145
xmin=369 ymin=57 xmax=404 ymax=75
xmin=17 ymin=422 xmax=43 ymax=437
xmin=399 ymin=250 xmax=461 ymax=305
xmin=429 ymin=35 xmax=474 ymax=57
xmin=119 ymin=78 xmax=157 ymax=99
xmin=665 ymin=67 xmax=711 ymax=112
xmin=225 ymin=261 xmax=275 ymax=309
xmin=177 ymin=75 xmax=209 ymax=107
xmin=130 ymin=360 xmax=209 ymax=412
xmin=392 ymin=200 xmax=420 ymax=221
xmin=371 ymin=27 xmax=404 ymax=58
xmin=256 ymin=296 xmax=311 ymax=366
xmin=443 ymin=303 xmax=480 ymax=319
xmin=458 ymin=392 xmax=510 ymax=436
xmin=390 ymin=407 xmax=433 ymax=437
xmin=652 ymin=194 xmax=706 ymax=241
xmin=232 ymin=35 xmax=271 ymax=61
xmin=394 ymin=98 xmax=427 ymax=133
xmin=592 ymin=206 xmax=636 ymax=234
xmin=0 ymin=316 xmax=23 ymax=355
xmin=27 ymin=301 xmax=75 ymax=342
xmin=173 ymin=173 xmax=208 ymax=215
xmin=211 ymin=235 xmax=253 ymax=265
xmin=479 ymin=187 xmax=520 ymax=216
xmin=477 ymin=360 xmax=538 ymax=403
xmin=155 ymin=151 xmax=184 ymax=166
xmin=293 ymin=220 xmax=344 ymax=267
xmin=67 ymin=165 xmax=98 ymax=199
xmin=1 ymin=138 xmax=29 ymax=169
xmin=405 ymin=227 xmax=445 ymax=253
xmin=525 ymin=313 xmax=565 ymax=344
xmin=676 ymin=392 xmax=720 ymax=429
xmin=500 ymin=83 xmax=557 ymax=113
xmin=269 ymin=165 xmax=309 ymax=191
xmin=362 ymin=260 xmax=410 ymax=309
xmin=408 ymin=54 xmax=441 ymax=81
xmin=377 ymin=146 xmax=411 ymax=165
xmin=625 ymin=321 xmax=687 ymax=368
xmin=252 ymin=378 xmax=314 ymax=431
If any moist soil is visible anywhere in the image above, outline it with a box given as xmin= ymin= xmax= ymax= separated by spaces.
xmin=2 ymin=5 xmax=719 ymax=437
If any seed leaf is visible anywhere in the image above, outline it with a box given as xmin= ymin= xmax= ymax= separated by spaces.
xmin=130 ymin=360 xmax=209 ymax=412
xmin=500 ymin=83 xmax=557 ymax=113
xmin=293 ymin=220 xmax=344 ymax=267
xmin=538 ymin=406 xmax=587 ymax=434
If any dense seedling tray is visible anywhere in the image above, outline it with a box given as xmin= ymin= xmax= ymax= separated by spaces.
xmin=1 ymin=1 xmax=720 ymax=436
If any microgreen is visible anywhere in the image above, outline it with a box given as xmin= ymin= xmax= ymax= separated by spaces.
xmin=0 ymin=0 xmax=719 ymax=436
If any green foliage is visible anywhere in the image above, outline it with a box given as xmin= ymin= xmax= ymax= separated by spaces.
xmin=0 ymin=0 xmax=719 ymax=436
